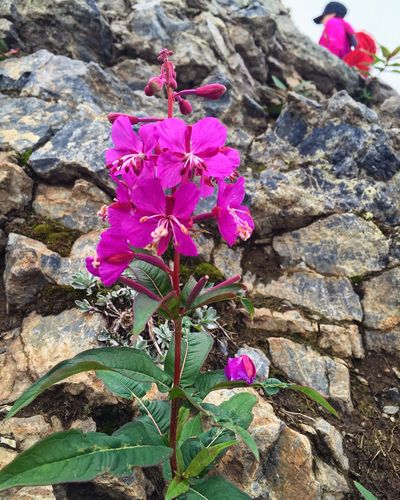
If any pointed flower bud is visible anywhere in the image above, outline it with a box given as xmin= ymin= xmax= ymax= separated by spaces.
xmin=224 ymin=355 xmax=256 ymax=384
xmin=178 ymin=98 xmax=193 ymax=115
xmin=194 ymin=84 xmax=226 ymax=100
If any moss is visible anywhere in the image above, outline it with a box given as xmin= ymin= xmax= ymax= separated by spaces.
xmin=193 ymin=262 xmax=224 ymax=282
xmin=20 ymin=148 xmax=33 ymax=165
xmin=7 ymin=210 xmax=81 ymax=257
xmin=35 ymin=284 xmax=85 ymax=316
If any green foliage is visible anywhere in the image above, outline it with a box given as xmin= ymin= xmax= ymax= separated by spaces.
xmin=354 ymin=481 xmax=378 ymax=500
xmin=183 ymin=440 xmax=237 ymax=478
xmin=0 ymin=423 xmax=171 ymax=492
xmin=20 ymin=148 xmax=33 ymax=165
xmin=133 ymin=292 xmax=161 ymax=334
xmin=373 ymin=44 xmax=400 ymax=74
xmin=130 ymin=260 xmax=172 ymax=297
xmin=185 ymin=476 xmax=251 ymax=499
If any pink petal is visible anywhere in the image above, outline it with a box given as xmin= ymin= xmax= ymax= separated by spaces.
xmin=218 ymin=177 xmax=245 ymax=208
xmin=172 ymin=182 xmax=200 ymax=218
xmin=157 ymin=152 xmax=183 ymax=188
xmin=191 ymin=117 xmax=227 ymax=153
xmin=139 ymin=123 xmax=159 ymax=154
xmin=99 ymin=261 xmax=129 ymax=287
xmin=218 ymin=209 xmax=238 ymax=246
xmin=86 ymin=256 xmax=100 ymax=277
xmin=157 ymin=233 xmax=172 ymax=255
xmin=97 ymin=229 xmax=131 ymax=260
xmin=221 ymin=146 xmax=240 ymax=168
xmin=111 ymin=116 xmax=142 ymax=152
xmin=199 ymin=176 xmax=215 ymax=198
xmin=203 ymin=152 xmax=235 ymax=179
xmin=131 ymin=179 xmax=166 ymax=214
xmin=124 ymin=213 xmax=158 ymax=248
xmin=172 ymin=225 xmax=198 ymax=256
xmin=158 ymin=118 xmax=187 ymax=153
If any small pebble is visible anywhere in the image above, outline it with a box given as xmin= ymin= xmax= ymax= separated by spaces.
xmin=383 ymin=405 xmax=399 ymax=415
xmin=0 ymin=436 xmax=16 ymax=448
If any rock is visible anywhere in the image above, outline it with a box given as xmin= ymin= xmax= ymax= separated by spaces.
xmin=237 ymin=346 xmax=270 ymax=381
xmin=256 ymin=271 xmax=362 ymax=322
xmin=0 ymin=161 xmax=33 ymax=216
xmin=318 ymin=324 xmax=364 ymax=359
xmin=29 ymin=117 xmax=113 ymax=190
xmin=362 ymin=267 xmax=400 ymax=330
xmin=313 ymin=418 xmax=349 ymax=470
xmin=243 ymin=307 xmax=318 ymax=338
xmin=2 ymin=0 xmax=112 ymax=64
xmin=364 ymin=329 xmax=400 ymax=356
xmin=0 ymin=309 xmax=104 ymax=404
xmin=383 ymin=405 xmax=399 ymax=415
xmin=273 ymin=214 xmax=389 ymax=277
xmin=213 ymin=244 xmax=243 ymax=277
xmin=33 ymin=180 xmax=110 ymax=232
xmin=192 ymin=231 xmax=214 ymax=261
xmin=268 ymin=338 xmax=352 ymax=410
xmin=4 ymin=234 xmax=63 ymax=309
xmin=381 ymin=95 xmax=400 ymax=127
xmin=0 ymin=50 xmax=136 ymax=113
xmin=0 ymin=486 xmax=56 ymax=499
xmin=0 ymin=415 xmax=62 ymax=451
xmin=315 ymin=459 xmax=350 ymax=499
xmin=93 ymin=469 xmax=153 ymax=500
xmin=0 ymin=95 xmax=70 ymax=154
xmin=0 ymin=447 xmax=17 ymax=469
xmin=69 ymin=418 xmax=97 ymax=433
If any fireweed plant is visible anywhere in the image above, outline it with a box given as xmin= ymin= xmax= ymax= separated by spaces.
xmin=0 ymin=49 xmax=337 ymax=498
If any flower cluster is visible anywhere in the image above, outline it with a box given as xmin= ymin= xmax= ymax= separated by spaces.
xmin=86 ymin=49 xmax=254 ymax=287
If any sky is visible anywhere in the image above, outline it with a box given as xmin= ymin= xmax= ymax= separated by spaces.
xmin=283 ymin=0 xmax=400 ymax=92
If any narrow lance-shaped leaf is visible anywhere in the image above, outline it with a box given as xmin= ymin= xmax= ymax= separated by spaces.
xmin=133 ymin=292 xmax=161 ymax=335
xmin=166 ymin=477 xmax=190 ymax=500
xmin=186 ymin=476 xmax=251 ymax=499
xmin=7 ymin=347 xmax=172 ymax=419
xmin=183 ymin=440 xmax=237 ymax=479
xmin=129 ymin=259 xmax=172 ymax=297
xmin=353 ymin=481 xmax=378 ymax=500
xmin=0 ymin=423 xmax=172 ymax=492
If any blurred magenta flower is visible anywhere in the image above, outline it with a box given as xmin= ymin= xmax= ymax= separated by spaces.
xmin=214 ymin=177 xmax=254 ymax=246
xmin=224 ymin=354 xmax=256 ymax=384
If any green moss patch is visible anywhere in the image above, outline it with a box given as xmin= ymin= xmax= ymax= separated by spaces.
xmin=35 ymin=284 xmax=85 ymax=316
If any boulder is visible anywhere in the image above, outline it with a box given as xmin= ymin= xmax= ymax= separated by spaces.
xmin=313 ymin=418 xmax=349 ymax=471
xmin=364 ymin=330 xmax=400 ymax=356
xmin=1 ymin=0 xmax=112 ymax=64
xmin=0 ymin=161 xmax=33 ymax=216
xmin=318 ymin=324 xmax=364 ymax=359
xmin=213 ymin=243 xmax=243 ymax=277
xmin=33 ymin=180 xmax=110 ymax=232
xmin=362 ymin=267 xmax=400 ymax=330
xmin=273 ymin=214 xmax=389 ymax=277
xmin=314 ymin=459 xmax=350 ymax=499
xmin=256 ymin=271 xmax=362 ymax=322
xmin=0 ymin=415 xmax=62 ymax=451
xmin=0 ymin=309 xmax=104 ymax=405
xmin=268 ymin=337 xmax=352 ymax=410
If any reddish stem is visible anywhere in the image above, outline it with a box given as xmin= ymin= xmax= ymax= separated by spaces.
xmin=167 ymin=86 xmax=174 ymax=118
xmin=169 ymin=250 xmax=182 ymax=474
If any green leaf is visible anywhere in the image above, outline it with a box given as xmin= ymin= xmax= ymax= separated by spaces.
xmin=389 ymin=46 xmax=400 ymax=58
xmin=166 ymin=477 xmax=190 ymax=500
xmin=262 ymin=378 xmax=289 ymax=395
xmin=289 ymin=385 xmax=337 ymax=417
xmin=130 ymin=260 xmax=172 ymax=297
xmin=272 ymin=75 xmax=288 ymax=90
xmin=165 ymin=331 xmax=214 ymax=387
xmin=380 ymin=45 xmax=391 ymax=59
xmin=0 ymin=425 xmax=172 ymax=492
xmin=181 ymin=438 xmax=204 ymax=470
xmin=179 ymin=414 xmax=203 ymax=443
xmin=354 ymin=481 xmax=378 ymax=500
xmin=223 ymin=424 xmax=259 ymax=461
xmin=96 ymin=370 xmax=151 ymax=399
xmin=181 ymin=276 xmax=198 ymax=302
xmin=183 ymin=440 xmax=237 ymax=478
xmin=133 ymin=292 xmax=161 ymax=335
xmin=240 ymin=297 xmax=254 ymax=320
xmin=176 ymin=406 xmax=191 ymax=442
xmin=191 ymin=284 xmax=245 ymax=309
xmin=7 ymin=347 xmax=172 ymax=419
xmin=218 ymin=393 xmax=257 ymax=429
xmin=186 ymin=476 xmax=251 ymax=499
xmin=193 ymin=370 xmax=227 ymax=398
xmin=169 ymin=387 xmax=209 ymax=416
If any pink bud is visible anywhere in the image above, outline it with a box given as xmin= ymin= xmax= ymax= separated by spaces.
xmin=107 ymin=113 xmax=139 ymax=124
xmin=178 ymin=98 xmax=192 ymax=115
xmin=144 ymin=84 xmax=154 ymax=96
xmin=169 ymin=77 xmax=177 ymax=90
xmin=147 ymin=76 xmax=164 ymax=94
xmin=224 ymin=355 xmax=256 ymax=384
xmin=194 ymin=84 xmax=227 ymax=100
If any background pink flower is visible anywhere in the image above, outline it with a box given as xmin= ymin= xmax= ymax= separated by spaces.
xmin=225 ymin=355 xmax=256 ymax=384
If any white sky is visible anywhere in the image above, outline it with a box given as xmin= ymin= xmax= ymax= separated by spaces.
xmin=283 ymin=0 xmax=400 ymax=92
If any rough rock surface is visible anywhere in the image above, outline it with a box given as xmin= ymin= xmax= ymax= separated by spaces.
xmin=33 ymin=180 xmax=110 ymax=232
xmin=273 ymin=213 xmax=389 ymax=277
xmin=268 ymin=338 xmax=352 ymax=410
xmin=0 ymin=309 xmax=104 ymax=405
xmin=0 ymin=161 xmax=33 ymax=216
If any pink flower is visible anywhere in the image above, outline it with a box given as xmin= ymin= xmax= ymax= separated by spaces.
xmin=105 ymin=116 xmax=158 ymax=179
xmin=214 ymin=177 xmax=254 ymax=246
xmin=225 ymin=355 xmax=256 ymax=384
xmin=86 ymin=229 xmax=135 ymax=286
xmin=124 ymin=179 xmax=200 ymax=256
xmin=156 ymin=117 xmax=238 ymax=194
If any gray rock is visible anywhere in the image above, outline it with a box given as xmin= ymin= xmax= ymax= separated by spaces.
xmin=273 ymin=214 xmax=389 ymax=277
xmin=383 ymin=405 xmax=399 ymax=415
xmin=237 ymin=346 xmax=270 ymax=381
xmin=29 ymin=118 xmax=113 ymax=190
xmin=381 ymin=95 xmax=400 ymax=127
xmin=33 ymin=180 xmax=111 ymax=232
xmin=2 ymin=0 xmax=112 ymax=64
xmin=4 ymin=233 xmax=63 ymax=309
xmin=318 ymin=324 xmax=364 ymax=359
xmin=362 ymin=267 xmax=400 ymax=330
xmin=0 ymin=161 xmax=33 ymax=215
xmin=0 ymin=309 xmax=104 ymax=405
xmin=0 ymin=95 xmax=70 ymax=154
xmin=256 ymin=271 xmax=362 ymax=322
xmin=213 ymin=244 xmax=243 ymax=277
xmin=268 ymin=337 xmax=352 ymax=410
xmin=315 ymin=459 xmax=350 ymax=499
xmin=313 ymin=418 xmax=349 ymax=470
xmin=365 ymin=330 xmax=400 ymax=356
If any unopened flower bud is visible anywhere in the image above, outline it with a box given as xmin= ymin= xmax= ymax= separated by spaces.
xmin=178 ymin=98 xmax=192 ymax=115
xmin=169 ymin=77 xmax=177 ymax=90
xmin=224 ymin=355 xmax=256 ymax=384
xmin=147 ymin=76 xmax=164 ymax=94
xmin=107 ymin=113 xmax=139 ymax=124
xmin=194 ymin=84 xmax=227 ymax=100
xmin=144 ymin=84 xmax=154 ymax=96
